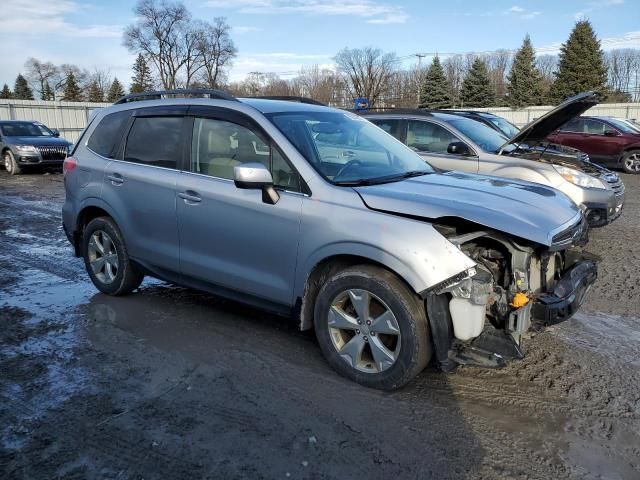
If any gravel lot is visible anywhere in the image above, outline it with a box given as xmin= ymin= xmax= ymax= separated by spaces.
xmin=1 ymin=170 xmax=639 ymax=479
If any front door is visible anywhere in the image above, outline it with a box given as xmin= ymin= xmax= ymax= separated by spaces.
xmin=176 ymin=113 xmax=304 ymax=306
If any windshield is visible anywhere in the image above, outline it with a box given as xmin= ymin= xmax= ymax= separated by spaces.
xmin=605 ymin=118 xmax=640 ymax=134
xmin=447 ymin=117 xmax=511 ymax=153
xmin=487 ymin=116 xmax=520 ymax=138
xmin=267 ymin=111 xmax=433 ymax=185
xmin=0 ymin=122 xmax=54 ymax=137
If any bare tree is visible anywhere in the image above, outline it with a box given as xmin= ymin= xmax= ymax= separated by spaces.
xmin=484 ymin=49 xmax=512 ymax=102
xmin=334 ymin=47 xmax=398 ymax=108
xmin=443 ymin=55 xmax=466 ymax=106
xmin=24 ymin=58 xmax=58 ymax=100
xmin=536 ymin=54 xmax=558 ymax=103
xmin=88 ymin=68 xmax=113 ymax=98
xmin=295 ymin=65 xmax=343 ymax=105
xmin=123 ymin=0 xmax=192 ymax=89
xmin=196 ymin=17 xmax=237 ymax=88
xmin=605 ymin=49 xmax=640 ymax=98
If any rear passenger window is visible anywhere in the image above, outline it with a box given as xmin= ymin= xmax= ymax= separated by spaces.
xmin=370 ymin=119 xmax=403 ymax=141
xmin=87 ymin=110 xmax=131 ymax=158
xmin=124 ymin=117 xmax=183 ymax=169
xmin=559 ymin=118 xmax=583 ymax=132
xmin=191 ymin=117 xmax=301 ymax=192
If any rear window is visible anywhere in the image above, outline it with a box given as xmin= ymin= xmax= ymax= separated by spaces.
xmin=124 ymin=117 xmax=183 ymax=169
xmin=87 ymin=110 xmax=131 ymax=158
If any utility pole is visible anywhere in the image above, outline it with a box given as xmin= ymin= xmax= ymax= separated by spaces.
xmin=415 ymin=54 xmax=427 ymax=104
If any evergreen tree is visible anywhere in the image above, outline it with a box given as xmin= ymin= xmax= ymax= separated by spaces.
xmin=460 ymin=59 xmax=495 ymax=107
xmin=0 ymin=84 xmax=12 ymax=99
xmin=130 ymin=54 xmax=153 ymax=93
xmin=550 ymin=20 xmax=607 ymax=101
xmin=86 ymin=80 xmax=104 ymax=103
xmin=507 ymin=35 xmax=544 ymax=108
xmin=418 ymin=56 xmax=452 ymax=109
xmin=13 ymin=74 xmax=34 ymax=100
xmin=107 ymin=78 xmax=126 ymax=102
xmin=43 ymin=82 xmax=54 ymax=101
xmin=63 ymin=72 xmax=82 ymax=101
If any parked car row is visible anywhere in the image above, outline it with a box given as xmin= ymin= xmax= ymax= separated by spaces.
xmin=59 ymin=89 xmax=603 ymax=390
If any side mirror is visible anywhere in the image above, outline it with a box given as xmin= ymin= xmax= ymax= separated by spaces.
xmin=604 ymin=129 xmax=619 ymax=137
xmin=233 ymin=162 xmax=279 ymax=205
xmin=447 ymin=141 xmax=471 ymax=156
xmin=51 ymin=129 xmax=60 ymax=137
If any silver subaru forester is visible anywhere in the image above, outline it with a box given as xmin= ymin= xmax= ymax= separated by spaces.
xmin=63 ymin=90 xmax=596 ymax=390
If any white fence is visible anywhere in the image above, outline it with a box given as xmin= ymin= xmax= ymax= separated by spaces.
xmin=2 ymin=99 xmax=640 ymax=141
xmin=0 ymin=99 xmax=111 ymax=143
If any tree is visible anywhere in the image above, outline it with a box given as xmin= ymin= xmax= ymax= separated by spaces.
xmin=460 ymin=58 xmax=495 ymax=107
xmin=0 ymin=84 xmax=12 ymax=99
xmin=63 ymin=72 xmax=82 ymax=101
xmin=24 ymin=58 xmax=59 ymax=100
xmin=196 ymin=17 xmax=237 ymax=88
xmin=334 ymin=46 xmax=398 ymax=108
xmin=43 ymin=82 xmax=54 ymax=100
xmin=295 ymin=65 xmax=343 ymax=105
xmin=86 ymin=80 xmax=104 ymax=103
xmin=550 ymin=20 xmax=608 ymax=101
xmin=130 ymin=54 xmax=154 ymax=93
xmin=418 ymin=56 xmax=452 ymax=109
xmin=13 ymin=74 xmax=34 ymax=100
xmin=123 ymin=0 xmax=192 ymax=89
xmin=107 ymin=78 xmax=126 ymax=102
xmin=507 ymin=35 xmax=544 ymax=107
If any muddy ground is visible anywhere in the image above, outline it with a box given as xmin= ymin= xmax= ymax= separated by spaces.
xmin=0 ymin=169 xmax=639 ymax=480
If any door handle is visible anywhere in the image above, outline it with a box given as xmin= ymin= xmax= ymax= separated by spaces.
xmin=107 ymin=173 xmax=124 ymax=185
xmin=178 ymin=190 xmax=202 ymax=204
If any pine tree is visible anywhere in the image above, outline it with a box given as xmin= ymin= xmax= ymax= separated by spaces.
xmin=418 ymin=56 xmax=452 ymax=109
xmin=460 ymin=59 xmax=495 ymax=107
xmin=43 ymin=82 xmax=54 ymax=101
xmin=107 ymin=78 xmax=126 ymax=102
xmin=13 ymin=74 xmax=34 ymax=100
xmin=0 ymin=84 xmax=12 ymax=99
xmin=87 ymin=80 xmax=104 ymax=103
xmin=63 ymin=72 xmax=82 ymax=101
xmin=550 ymin=20 xmax=608 ymax=101
xmin=507 ymin=35 xmax=544 ymax=108
xmin=130 ymin=54 xmax=153 ymax=93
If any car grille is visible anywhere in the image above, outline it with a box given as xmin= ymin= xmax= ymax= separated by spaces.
xmin=36 ymin=146 xmax=67 ymax=161
xmin=552 ymin=216 xmax=588 ymax=249
xmin=579 ymin=152 xmax=590 ymax=162
xmin=601 ymin=172 xmax=625 ymax=197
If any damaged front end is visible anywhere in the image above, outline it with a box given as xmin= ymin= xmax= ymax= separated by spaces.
xmin=425 ymin=217 xmax=597 ymax=371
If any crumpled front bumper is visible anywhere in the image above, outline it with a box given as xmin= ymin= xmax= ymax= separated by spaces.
xmin=531 ymin=259 xmax=597 ymax=326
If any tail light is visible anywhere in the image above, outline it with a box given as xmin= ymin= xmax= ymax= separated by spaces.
xmin=63 ymin=156 xmax=77 ymax=175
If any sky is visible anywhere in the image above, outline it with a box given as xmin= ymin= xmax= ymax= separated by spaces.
xmin=2 ymin=0 xmax=640 ymax=90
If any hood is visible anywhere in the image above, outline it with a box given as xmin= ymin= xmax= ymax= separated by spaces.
xmin=499 ymin=91 xmax=600 ymax=152
xmin=355 ymin=171 xmax=581 ymax=247
xmin=5 ymin=136 xmax=71 ymax=147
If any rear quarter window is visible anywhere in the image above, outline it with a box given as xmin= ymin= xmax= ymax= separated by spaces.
xmin=87 ymin=110 xmax=131 ymax=158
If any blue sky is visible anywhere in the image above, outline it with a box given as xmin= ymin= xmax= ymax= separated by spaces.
xmin=2 ymin=0 xmax=639 ymax=90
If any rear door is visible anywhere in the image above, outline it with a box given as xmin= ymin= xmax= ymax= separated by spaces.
xmin=100 ymin=106 xmax=186 ymax=274
xmin=175 ymin=108 xmax=304 ymax=306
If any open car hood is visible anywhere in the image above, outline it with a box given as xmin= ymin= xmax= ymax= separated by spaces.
xmin=499 ymin=91 xmax=600 ymax=153
xmin=355 ymin=171 xmax=581 ymax=247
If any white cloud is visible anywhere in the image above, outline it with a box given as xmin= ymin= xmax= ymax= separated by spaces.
xmin=575 ymin=0 xmax=624 ymax=20
xmin=205 ymin=0 xmax=408 ymax=24
xmin=507 ymin=6 xmax=525 ymax=13
xmin=3 ymin=0 xmax=122 ymax=38
xmin=535 ymin=30 xmax=640 ymax=55
xmin=233 ymin=26 xmax=263 ymax=34
xmin=503 ymin=5 xmax=541 ymax=19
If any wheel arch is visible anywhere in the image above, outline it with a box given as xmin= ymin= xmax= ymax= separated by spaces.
xmin=73 ymin=199 xmax=123 ymax=254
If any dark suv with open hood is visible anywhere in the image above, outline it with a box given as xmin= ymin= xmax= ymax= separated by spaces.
xmin=0 ymin=120 xmax=71 ymax=175
xmin=364 ymin=92 xmax=624 ymax=227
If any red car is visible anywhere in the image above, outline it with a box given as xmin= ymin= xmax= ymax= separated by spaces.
xmin=547 ymin=116 xmax=640 ymax=174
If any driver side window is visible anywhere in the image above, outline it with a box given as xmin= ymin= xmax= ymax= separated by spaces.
xmin=407 ymin=120 xmax=460 ymax=154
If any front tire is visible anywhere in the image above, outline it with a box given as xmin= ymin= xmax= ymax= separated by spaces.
xmin=314 ymin=265 xmax=432 ymax=390
xmin=4 ymin=150 xmax=22 ymax=175
xmin=82 ymin=217 xmax=143 ymax=295
xmin=622 ymin=150 xmax=640 ymax=174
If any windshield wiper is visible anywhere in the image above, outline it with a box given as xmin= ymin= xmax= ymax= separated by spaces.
xmin=334 ymin=170 xmax=430 ymax=186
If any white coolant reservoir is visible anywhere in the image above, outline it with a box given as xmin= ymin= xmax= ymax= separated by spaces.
xmin=449 ymin=297 xmax=486 ymax=341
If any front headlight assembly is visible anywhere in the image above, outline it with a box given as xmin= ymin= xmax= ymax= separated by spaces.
xmin=554 ymin=165 xmax=607 ymax=189
xmin=15 ymin=145 xmax=38 ymax=153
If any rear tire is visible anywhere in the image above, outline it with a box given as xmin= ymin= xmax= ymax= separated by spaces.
xmin=4 ymin=150 xmax=22 ymax=175
xmin=622 ymin=150 xmax=640 ymax=174
xmin=82 ymin=216 xmax=143 ymax=295
xmin=313 ymin=264 xmax=432 ymax=390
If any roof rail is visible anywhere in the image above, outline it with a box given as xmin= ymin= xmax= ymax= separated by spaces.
xmin=114 ymin=88 xmax=237 ymax=105
xmin=358 ymin=108 xmax=434 ymax=117
xmin=250 ymin=96 xmax=326 ymax=106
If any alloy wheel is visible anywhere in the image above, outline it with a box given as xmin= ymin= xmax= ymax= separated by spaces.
xmin=327 ymin=289 xmax=401 ymax=373
xmin=87 ymin=230 xmax=119 ymax=284
xmin=4 ymin=154 xmax=12 ymax=172
xmin=625 ymin=153 xmax=640 ymax=173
